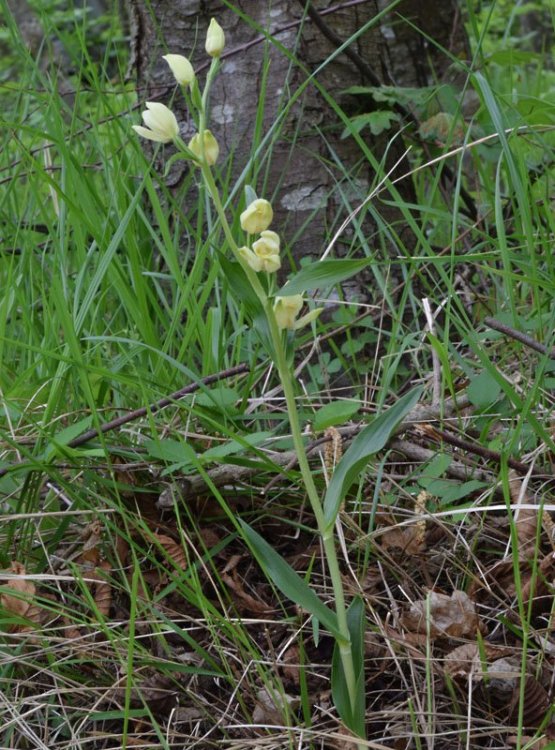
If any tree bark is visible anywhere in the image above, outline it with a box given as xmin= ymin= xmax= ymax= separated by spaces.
xmin=127 ymin=0 xmax=469 ymax=269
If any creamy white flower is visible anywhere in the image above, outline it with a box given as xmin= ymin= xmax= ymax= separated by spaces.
xmin=132 ymin=102 xmax=179 ymax=143
xmin=238 ymin=246 xmax=263 ymax=272
xmin=252 ymin=230 xmax=280 ymax=272
xmin=274 ymin=295 xmax=323 ymax=330
xmin=240 ymin=199 xmax=273 ymax=234
xmin=273 ymin=295 xmax=304 ymax=330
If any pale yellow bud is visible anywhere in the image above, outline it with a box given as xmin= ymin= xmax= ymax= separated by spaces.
xmin=240 ymin=199 xmax=273 ymax=234
xmin=273 ymin=295 xmax=304 ymax=330
xmin=162 ymin=54 xmax=195 ymax=86
xmin=132 ymin=102 xmax=179 ymax=143
xmin=238 ymin=246 xmax=263 ymax=272
xmin=188 ymin=130 xmax=220 ymax=166
xmin=205 ymin=18 xmax=225 ymax=58
xmin=252 ymin=230 xmax=281 ymax=272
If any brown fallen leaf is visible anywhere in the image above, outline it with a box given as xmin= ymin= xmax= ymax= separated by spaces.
xmin=508 ymin=739 xmax=549 ymax=749
xmin=0 ymin=562 xmax=43 ymax=630
xmin=401 ymin=589 xmax=482 ymax=639
xmin=280 ymin=644 xmax=300 ymax=686
xmin=508 ymin=729 xmax=555 ymax=749
xmin=88 ymin=560 xmax=112 ymax=618
xmin=153 ymin=533 xmax=187 ymax=570
xmin=509 ymin=469 xmax=539 ymax=556
xmin=444 ymin=642 xmax=513 ymax=679
xmin=377 ymin=493 xmax=430 ymax=555
xmin=508 ymin=675 xmax=552 ymax=728
xmin=222 ymin=567 xmax=273 ymax=615
xmin=197 ymin=527 xmax=221 ymax=550
xmin=252 ymin=686 xmax=299 ymax=725
xmin=519 ymin=551 xmax=555 ymax=608
xmin=380 ymin=525 xmax=426 ymax=555
xmin=483 ymin=658 xmax=552 ymax=728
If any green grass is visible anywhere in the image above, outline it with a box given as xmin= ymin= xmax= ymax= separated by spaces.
xmin=1 ymin=0 xmax=555 ymax=748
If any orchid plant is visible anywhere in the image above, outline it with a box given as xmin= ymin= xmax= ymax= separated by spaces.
xmin=132 ymin=18 xmax=422 ymax=743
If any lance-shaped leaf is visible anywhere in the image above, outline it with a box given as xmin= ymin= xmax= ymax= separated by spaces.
xmin=332 ymin=596 xmax=366 ymax=738
xmin=323 ymin=387 xmax=423 ymax=530
xmin=239 ymin=520 xmax=342 ymax=640
xmin=278 ymin=259 xmax=373 ymax=296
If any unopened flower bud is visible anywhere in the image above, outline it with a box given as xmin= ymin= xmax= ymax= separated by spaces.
xmin=188 ymin=130 xmax=220 ymax=166
xmin=162 ymin=54 xmax=195 ymax=86
xmin=205 ymin=18 xmax=225 ymax=58
xmin=240 ymin=199 xmax=273 ymax=234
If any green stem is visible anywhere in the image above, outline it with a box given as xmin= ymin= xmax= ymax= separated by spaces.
xmin=263 ymin=301 xmax=359 ymax=714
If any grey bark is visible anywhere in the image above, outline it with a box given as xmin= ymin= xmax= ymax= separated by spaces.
xmin=126 ymin=0 xmax=469 ymax=265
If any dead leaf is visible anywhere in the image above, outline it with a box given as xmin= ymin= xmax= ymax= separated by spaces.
xmin=509 ymin=675 xmax=551 ymax=727
xmin=197 ymin=527 xmax=221 ymax=549
xmin=280 ymin=644 xmax=300 ymax=686
xmin=419 ymin=111 xmax=465 ymax=145
xmin=377 ymin=503 xmax=426 ymax=555
xmin=444 ymin=642 xmax=512 ymax=679
xmin=0 ymin=562 xmax=42 ymax=629
xmin=509 ymin=469 xmax=538 ymax=555
xmin=328 ymin=723 xmax=363 ymax=750
xmin=483 ymin=658 xmax=552 ymax=728
xmin=114 ymin=532 xmax=129 ymax=569
xmin=252 ymin=686 xmax=299 ymax=724
xmin=88 ymin=560 xmax=112 ymax=618
xmin=508 ymin=738 xmax=552 ymax=749
xmin=154 ymin=533 xmax=187 ymax=570
xmin=508 ymin=725 xmax=555 ymax=748
xmin=222 ymin=567 xmax=273 ymax=615
xmin=401 ymin=589 xmax=482 ymax=639
xmin=380 ymin=525 xmax=426 ymax=554
xmin=520 ymin=551 xmax=555 ymax=611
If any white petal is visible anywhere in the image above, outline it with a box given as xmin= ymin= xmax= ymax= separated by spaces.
xmin=132 ymin=125 xmax=165 ymax=142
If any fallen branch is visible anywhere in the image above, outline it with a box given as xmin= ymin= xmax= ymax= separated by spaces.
xmin=484 ymin=316 xmax=555 ymax=359
xmin=157 ymin=393 xmax=472 ymax=503
xmin=418 ymin=424 xmax=531 ymax=474
xmin=0 ymin=363 xmax=250 ymax=478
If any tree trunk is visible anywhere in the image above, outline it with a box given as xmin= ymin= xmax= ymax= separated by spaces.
xmin=126 ymin=0 xmax=469 ymax=268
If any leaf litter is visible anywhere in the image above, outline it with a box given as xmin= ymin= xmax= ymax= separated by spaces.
xmin=3 ymin=398 xmax=555 ymax=749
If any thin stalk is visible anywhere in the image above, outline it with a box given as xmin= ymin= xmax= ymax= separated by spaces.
xmin=264 ymin=299 xmax=359 ymax=715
